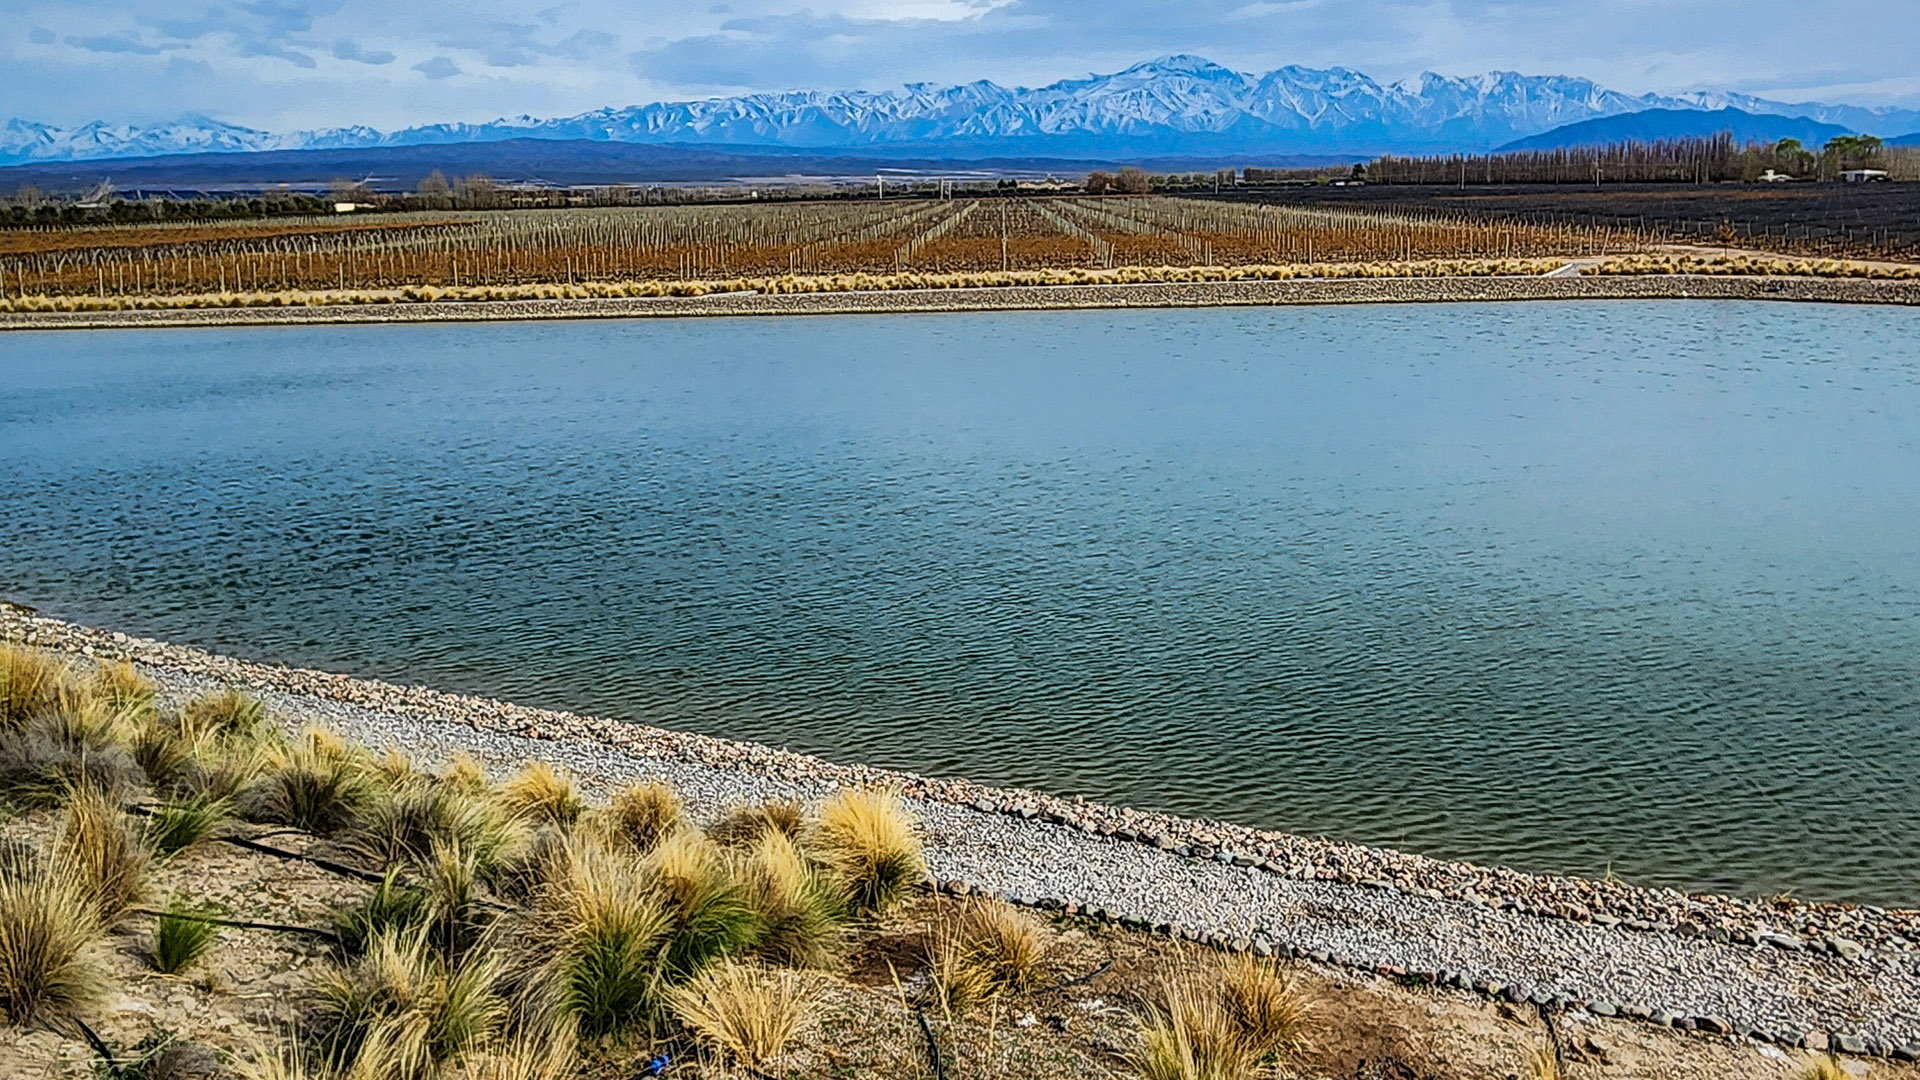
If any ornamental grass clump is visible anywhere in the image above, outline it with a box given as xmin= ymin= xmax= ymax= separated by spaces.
xmin=645 ymin=830 xmax=762 ymax=983
xmin=534 ymin=839 xmax=672 ymax=1038
xmin=0 ymin=646 xmax=71 ymax=731
xmin=311 ymin=928 xmax=505 ymax=1080
xmin=151 ymin=900 xmax=218 ymax=975
xmin=334 ymin=871 xmax=432 ymax=959
xmin=596 ymin=780 xmax=682 ymax=854
xmin=1216 ymin=954 xmax=1312 ymax=1063
xmin=356 ymin=775 xmax=525 ymax=879
xmin=179 ymin=689 xmax=270 ymax=744
xmin=814 ymin=788 xmax=923 ymax=914
xmin=499 ymin=762 xmax=583 ymax=828
xmin=54 ymin=783 xmax=149 ymax=926
xmin=244 ymin=728 xmax=372 ymax=837
xmin=1126 ymin=973 xmax=1258 ymax=1080
xmin=0 ymin=854 xmax=107 ymax=1025
xmin=148 ymin=791 xmax=233 ymax=857
xmin=740 ymin=828 xmax=844 ymax=969
xmin=708 ymin=799 xmax=807 ymax=848
xmin=0 ymin=702 xmax=143 ymax=807
xmin=950 ymin=901 xmax=1049 ymax=994
xmin=89 ymin=661 xmax=155 ymax=712
xmin=666 ymin=961 xmax=820 ymax=1070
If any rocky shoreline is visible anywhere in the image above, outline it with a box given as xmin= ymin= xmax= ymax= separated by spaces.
xmin=5 ymin=601 xmax=1918 ymax=1056
xmin=2 ymin=273 xmax=1918 ymax=332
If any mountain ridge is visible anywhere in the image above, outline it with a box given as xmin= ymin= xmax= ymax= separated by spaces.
xmin=5 ymin=55 xmax=1917 ymax=167
xmin=1495 ymin=108 xmax=1855 ymax=152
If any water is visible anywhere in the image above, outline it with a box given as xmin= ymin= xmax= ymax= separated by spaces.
xmin=3 ymin=301 xmax=1918 ymax=906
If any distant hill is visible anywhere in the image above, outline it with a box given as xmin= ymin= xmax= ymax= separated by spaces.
xmin=8 ymin=57 xmax=1920 ymax=166
xmin=0 ymin=137 xmax=1348 ymax=194
xmin=1496 ymin=107 xmax=1855 ymax=151
xmin=1893 ymin=132 xmax=1920 ymax=147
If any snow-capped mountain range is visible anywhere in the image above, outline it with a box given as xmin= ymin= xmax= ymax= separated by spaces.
xmin=5 ymin=56 xmax=1917 ymax=167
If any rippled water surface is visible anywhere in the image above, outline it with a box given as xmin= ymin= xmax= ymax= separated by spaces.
xmin=4 ymin=302 xmax=1918 ymax=904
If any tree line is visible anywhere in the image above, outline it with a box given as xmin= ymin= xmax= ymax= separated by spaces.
xmin=1362 ymin=133 xmax=1906 ymax=185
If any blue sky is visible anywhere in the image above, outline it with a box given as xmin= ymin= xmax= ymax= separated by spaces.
xmin=6 ymin=0 xmax=1918 ymax=130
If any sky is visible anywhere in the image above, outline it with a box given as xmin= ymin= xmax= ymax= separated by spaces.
xmin=5 ymin=0 xmax=1919 ymax=131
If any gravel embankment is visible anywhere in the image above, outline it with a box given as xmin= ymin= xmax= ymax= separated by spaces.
xmin=2 ymin=274 xmax=1917 ymax=332
xmin=6 ymin=603 xmax=1918 ymax=1056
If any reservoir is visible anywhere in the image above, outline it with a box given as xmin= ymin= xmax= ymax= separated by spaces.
xmin=4 ymin=300 xmax=1917 ymax=905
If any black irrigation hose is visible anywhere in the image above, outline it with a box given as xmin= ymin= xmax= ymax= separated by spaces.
xmin=1043 ymin=959 xmax=1113 ymax=993
xmin=1539 ymin=1001 xmax=1567 ymax=1074
xmin=72 ymin=1016 xmax=123 ymax=1080
xmin=132 ymin=907 xmax=341 ymax=944
xmin=914 ymin=1005 xmax=947 ymax=1080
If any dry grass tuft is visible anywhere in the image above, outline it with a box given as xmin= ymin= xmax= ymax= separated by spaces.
xmin=596 ymin=780 xmax=682 ymax=854
xmin=1216 ymin=953 xmax=1312 ymax=1061
xmin=244 ymin=728 xmax=372 ymax=836
xmin=0 ymin=854 xmax=107 ymax=1024
xmin=0 ymin=646 xmax=71 ymax=730
xmin=708 ymin=798 xmax=807 ymax=847
xmin=179 ymin=689 xmax=269 ymax=743
xmin=89 ymin=660 xmax=155 ymax=711
xmin=499 ymin=761 xmax=583 ymax=827
xmin=312 ymin=928 xmax=505 ymax=1080
xmin=645 ymin=830 xmax=762 ymax=982
xmin=356 ymin=776 xmax=525 ymax=877
xmin=1799 ymin=1057 xmax=1849 ymax=1080
xmin=1126 ymin=973 xmax=1259 ymax=1080
xmin=666 ymin=960 xmax=820 ymax=1069
xmin=815 ymin=787 xmax=924 ymax=914
xmin=54 ymin=783 xmax=149 ymax=926
xmin=0 ymin=703 xmax=144 ymax=806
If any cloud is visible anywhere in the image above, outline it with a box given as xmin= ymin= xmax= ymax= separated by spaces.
xmin=332 ymin=37 xmax=396 ymax=64
xmin=65 ymin=31 xmax=172 ymax=55
xmin=413 ymin=55 xmax=461 ymax=79
xmin=29 ymin=26 xmax=57 ymax=44
xmin=434 ymin=21 xmax=618 ymax=67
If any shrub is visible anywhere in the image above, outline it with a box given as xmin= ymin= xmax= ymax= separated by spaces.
xmin=151 ymin=901 xmax=218 ymax=975
xmin=1216 ymin=954 xmax=1311 ymax=1062
xmin=742 ymin=829 xmax=844 ymax=968
xmin=814 ymin=788 xmax=923 ymax=914
xmin=55 ymin=784 xmax=149 ymax=926
xmin=312 ymin=928 xmax=504 ymax=1080
xmin=1800 ymin=1057 xmax=1848 ymax=1080
xmin=1126 ymin=974 xmax=1257 ymax=1080
xmin=499 ymin=762 xmax=583 ymax=828
xmin=708 ymin=799 xmax=806 ymax=847
xmin=244 ymin=729 xmax=371 ymax=836
xmin=0 ymin=856 xmax=106 ymax=1024
xmin=596 ymin=780 xmax=681 ymax=854
xmin=149 ymin=792 xmax=233 ymax=857
xmin=333 ymin=871 xmax=431 ymax=958
xmin=0 ymin=646 xmax=71 ymax=730
xmin=666 ymin=961 xmax=819 ymax=1069
xmin=437 ymin=754 xmax=491 ymax=795
xmin=646 ymin=830 xmax=762 ymax=982
xmin=926 ymin=932 xmax=994 ymax=1017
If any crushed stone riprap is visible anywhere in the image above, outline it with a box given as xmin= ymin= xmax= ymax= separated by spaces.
xmin=5 ymin=601 xmax=1918 ymax=1055
xmin=2 ymin=273 xmax=1917 ymax=333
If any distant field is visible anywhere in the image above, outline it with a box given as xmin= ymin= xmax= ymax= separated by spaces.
xmin=1219 ymin=183 xmax=1920 ymax=260
xmin=0 ymin=196 xmax=1650 ymax=299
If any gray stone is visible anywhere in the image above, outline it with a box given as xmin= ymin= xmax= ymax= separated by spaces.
xmin=1801 ymin=1031 xmax=1829 ymax=1052
xmin=1649 ymin=1011 xmax=1675 ymax=1027
xmin=1835 ymin=1034 xmax=1867 ymax=1056
xmin=1829 ymin=936 xmax=1868 ymax=961
xmin=1696 ymin=1016 xmax=1732 ymax=1036
xmin=1588 ymin=1001 xmax=1617 ymax=1017
xmin=1757 ymin=932 xmax=1804 ymax=951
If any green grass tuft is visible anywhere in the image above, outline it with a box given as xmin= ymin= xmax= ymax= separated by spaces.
xmin=243 ymin=728 xmax=372 ymax=836
xmin=0 ymin=853 xmax=106 ymax=1024
xmin=148 ymin=792 xmax=233 ymax=857
xmin=151 ymin=901 xmax=218 ymax=975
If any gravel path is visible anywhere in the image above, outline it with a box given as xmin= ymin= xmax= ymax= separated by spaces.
xmin=2 ymin=273 xmax=1917 ymax=332
xmin=7 ymin=605 xmax=1919 ymax=1056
